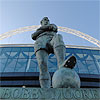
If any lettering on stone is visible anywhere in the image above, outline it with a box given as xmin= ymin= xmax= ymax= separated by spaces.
xmin=2 ymin=89 xmax=11 ymax=99
xmin=45 ymin=89 xmax=55 ymax=99
xmin=32 ymin=89 xmax=39 ymax=98
xmin=0 ymin=88 xmax=100 ymax=99
xmin=91 ymin=89 xmax=99 ymax=99
xmin=82 ymin=89 xmax=93 ymax=99
xmin=13 ymin=89 xmax=20 ymax=99
xmin=63 ymin=88 xmax=72 ymax=99
xmin=73 ymin=89 xmax=83 ymax=99
xmin=22 ymin=88 xmax=30 ymax=99
xmin=54 ymin=88 xmax=63 ymax=99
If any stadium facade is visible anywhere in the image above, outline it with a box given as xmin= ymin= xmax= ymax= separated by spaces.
xmin=0 ymin=44 xmax=100 ymax=88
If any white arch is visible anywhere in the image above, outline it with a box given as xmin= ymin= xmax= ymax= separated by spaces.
xmin=0 ymin=25 xmax=100 ymax=47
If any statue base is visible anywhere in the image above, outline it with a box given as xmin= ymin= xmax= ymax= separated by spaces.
xmin=0 ymin=87 xmax=100 ymax=100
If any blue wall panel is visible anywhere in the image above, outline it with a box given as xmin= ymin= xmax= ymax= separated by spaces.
xmin=0 ymin=47 xmax=100 ymax=75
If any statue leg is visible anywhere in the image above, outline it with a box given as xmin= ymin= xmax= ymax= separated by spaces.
xmin=51 ymin=34 xmax=66 ymax=68
xmin=54 ymin=45 xmax=66 ymax=68
xmin=36 ymin=50 xmax=51 ymax=88
xmin=51 ymin=34 xmax=76 ymax=69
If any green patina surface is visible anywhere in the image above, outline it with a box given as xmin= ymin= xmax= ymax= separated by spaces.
xmin=0 ymin=88 xmax=100 ymax=100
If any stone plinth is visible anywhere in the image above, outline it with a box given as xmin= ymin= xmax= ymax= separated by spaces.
xmin=0 ymin=88 xmax=100 ymax=100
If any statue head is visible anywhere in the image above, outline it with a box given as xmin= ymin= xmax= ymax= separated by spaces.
xmin=40 ymin=17 xmax=50 ymax=26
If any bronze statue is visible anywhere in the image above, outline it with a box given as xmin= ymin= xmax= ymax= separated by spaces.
xmin=31 ymin=17 xmax=76 ymax=88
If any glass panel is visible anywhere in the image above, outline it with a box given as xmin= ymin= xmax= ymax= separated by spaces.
xmin=48 ymin=58 xmax=57 ymax=72
xmin=19 ymin=52 xmax=29 ymax=59
xmin=49 ymin=54 xmax=56 ymax=59
xmin=77 ymin=60 xmax=89 ymax=74
xmin=27 ymin=67 xmax=37 ymax=72
xmin=9 ymin=52 xmax=20 ymax=59
xmin=75 ymin=53 xmax=84 ymax=60
xmin=94 ymin=60 xmax=100 ymax=74
xmin=82 ymin=49 xmax=93 ymax=60
xmin=0 ymin=48 xmax=3 ymax=53
xmin=98 ymin=61 xmax=100 ymax=73
xmin=20 ymin=47 xmax=29 ymax=52
xmin=17 ymin=47 xmax=30 ymax=59
xmin=48 ymin=59 xmax=57 ymax=68
xmin=0 ymin=48 xmax=3 ymax=59
xmin=16 ymin=47 xmax=29 ymax=59
xmin=3 ymin=47 xmax=12 ymax=51
xmin=91 ymin=50 xmax=100 ymax=55
xmin=86 ymin=60 xmax=99 ymax=74
xmin=14 ymin=59 xmax=28 ymax=72
xmin=83 ymin=54 xmax=93 ymax=61
xmin=0 ymin=58 xmax=7 ymax=72
xmin=48 ymin=67 xmax=57 ymax=72
xmin=9 ymin=47 xmax=21 ymax=58
xmin=74 ymin=48 xmax=83 ymax=53
xmin=0 ymin=47 xmax=12 ymax=58
xmin=74 ymin=49 xmax=84 ymax=60
xmin=66 ymin=48 xmax=75 ymax=53
xmin=29 ymin=52 xmax=36 ymax=59
xmin=65 ymin=53 xmax=73 ymax=59
xmin=82 ymin=49 xmax=92 ymax=54
xmin=93 ymin=55 xmax=100 ymax=61
xmin=37 ymin=66 xmax=39 ymax=72
xmin=4 ymin=59 xmax=17 ymax=72
xmin=11 ymin=47 xmax=21 ymax=52
xmin=29 ymin=47 xmax=34 ymax=52
xmin=91 ymin=50 xmax=100 ymax=61
xmin=26 ymin=59 xmax=37 ymax=72
xmin=29 ymin=47 xmax=35 ymax=58
xmin=0 ymin=52 xmax=10 ymax=58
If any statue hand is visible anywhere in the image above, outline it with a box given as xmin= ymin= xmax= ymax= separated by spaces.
xmin=49 ymin=25 xmax=54 ymax=30
xmin=49 ymin=24 xmax=58 ymax=32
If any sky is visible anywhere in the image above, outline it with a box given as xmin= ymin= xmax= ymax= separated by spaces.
xmin=0 ymin=0 xmax=100 ymax=47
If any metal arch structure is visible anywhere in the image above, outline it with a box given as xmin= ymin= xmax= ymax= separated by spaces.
xmin=0 ymin=25 xmax=100 ymax=48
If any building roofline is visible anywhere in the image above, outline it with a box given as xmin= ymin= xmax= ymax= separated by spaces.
xmin=0 ymin=44 xmax=100 ymax=50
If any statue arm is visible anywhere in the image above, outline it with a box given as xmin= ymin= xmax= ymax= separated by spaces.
xmin=31 ymin=29 xmax=44 ymax=40
xmin=31 ymin=26 xmax=50 ymax=40
xmin=38 ymin=25 xmax=50 ymax=31
xmin=38 ymin=24 xmax=58 ymax=32
xmin=31 ymin=24 xmax=58 ymax=40
xmin=50 ymin=24 xmax=58 ymax=32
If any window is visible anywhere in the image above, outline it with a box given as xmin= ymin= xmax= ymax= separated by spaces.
xmin=14 ymin=59 xmax=28 ymax=72
xmin=26 ymin=59 xmax=37 ymax=72
xmin=9 ymin=47 xmax=21 ymax=58
xmin=48 ymin=58 xmax=57 ymax=72
xmin=19 ymin=47 xmax=29 ymax=59
xmin=86 ymin=60 xmax=98 ymax=74
xmin=74 ymin=49 xmax=84 ymax=60
xmin=77 ymin=60 xmax=89 ymax=73
xmin=91 ymin=50 xmax=100 ymax=61
xmin=0 ymin=48 xmax=3 ymax=53
xmin=0 ymin=58 xmax=7 ymax=72
xmin=4 ymin=59 xmax=17 ymax=72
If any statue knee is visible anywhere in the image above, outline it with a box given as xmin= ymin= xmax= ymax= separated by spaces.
xmin=52 ymin=34 xmax=65 ymax=48
xmin=38 ymin=60 xmax=47 ymax=67
xmin=39 ymin=72 xmax=50 ymax=80
xmin=38 ymin=59 xmax=48 ymax=74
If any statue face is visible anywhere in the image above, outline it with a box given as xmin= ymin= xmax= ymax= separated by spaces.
xmin=41 ymin=17 xmax=50 ymax=26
